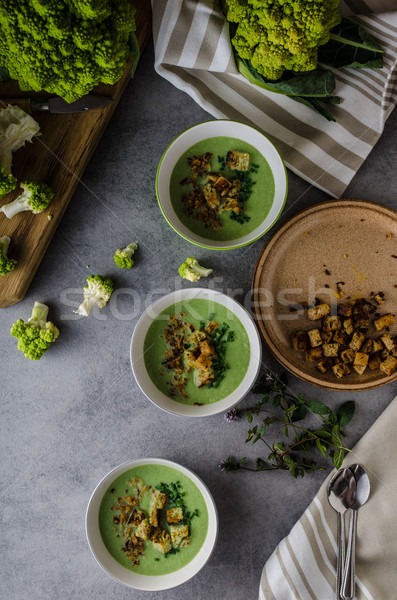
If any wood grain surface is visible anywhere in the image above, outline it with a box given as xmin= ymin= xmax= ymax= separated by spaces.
xmin=0 ymin=0 xmax=151 ymax=308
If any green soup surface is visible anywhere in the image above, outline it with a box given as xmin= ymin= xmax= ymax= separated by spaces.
xmin=99 ymin=464 xmax=209 ymax=576
xmin=170 ymin=136 xmax=275 ymax=241
xmin=143 ymin=299 xmax=250 ymax=405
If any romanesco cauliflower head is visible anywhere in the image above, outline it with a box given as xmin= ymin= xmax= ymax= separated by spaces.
xmin=10 ymin=301 xmax=59 ymax=360
xmin=0 ymin=235 xmax=17 ymax=276
xmin=225 ymin=0 xmax=341 ymax=80
xmin=75 ymin=275 xmax=114 ymax=316
xmin=178 ymin=258 xmax=213 ymax=282
xmin=0 ymin=0 xmax=136 ymax=103
xmin=114 ymin=241 xmax=138 ymax=269
xmin=0 ymin=180 xmax=55 ymax=219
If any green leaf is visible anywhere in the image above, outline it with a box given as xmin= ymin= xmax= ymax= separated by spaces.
xmin=236 ymin=56 xmax=336 ymax=98
xmin=313 ymin=429 xmax=332 ymax=438
xmin=333 ymin=449 xmax=345 ymax=470
xmin=319 ymin=18 xmax=383 ymax=69
xmin=331 ymin=425 xmax=342 ymax=447
xmin=246 ymin=412 xmax=253 ymax=424
xmin=337 ymin=400 xmax=355 ymax=427
xmin=0 ymin=66 xmax=10 ymax=82
xmin=316 ymin=438 xmax=327 ymax=458
xmin=291 ymin=404 xmax=307 ymax=422
xmin=291 ymin=95 xmax=337 ymax=122
xmin=255 ymin=457 xmax=266 ymax=471
xmin=128 ymin=31 xmax=140 ymax=78
xmin=307 ymin=400 xmax=331 ymax=415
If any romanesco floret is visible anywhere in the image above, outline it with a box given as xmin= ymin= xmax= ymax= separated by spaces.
xmin=0 ymin=1 xmax=136 ymax=103
xmin=10 ymin=301 xmax=60 ymax=360
xmin=178 ymin=258 xmax=213 ymax=282
xmin=225 ymin=0 xmax=341 ymax=80
xmin=0 ymin=235 xmax=16 ymax=276
xmin=0 ymin=105 xmax=40 ymax=198
xmin=0 ymin=180 xmax=55 ymax=219
xmin=114 ymin=241 xmax=138 ymax=269
xmin=74 ymin=275 xmax=114 ymax=316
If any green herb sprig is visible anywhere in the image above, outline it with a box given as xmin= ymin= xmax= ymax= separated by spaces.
xmin=155 ymin=481 xmax=199 ymax=531
xmin=207 ymin=322 xmax=235 ymax=388
xmin=220 ymin=372 xmax=355 ymax=478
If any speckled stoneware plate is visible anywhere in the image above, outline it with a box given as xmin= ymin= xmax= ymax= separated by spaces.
xmin=252 ymin=199 xmax=397 ymax=391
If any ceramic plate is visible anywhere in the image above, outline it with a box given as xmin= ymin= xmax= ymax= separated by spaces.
xmin=131 ymin=288 xmax=262 ymax=416
xmin=252 ymin=199 xmax=397 ymax=390
xmin=156 ymin=120 xmax=287 ymax=250
xmin=86 ymin=458 xmax=218 ymax=591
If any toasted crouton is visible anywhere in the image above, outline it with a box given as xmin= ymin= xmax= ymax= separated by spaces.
xmin=308 ymin=329 xmax=322 ymax=348
xmin=360 ymin=338 xmax=373 ymax=354
xmin=333 ymin=330 xmax=348 ymax=345
xmin=380 ymin=355 xmax=397 ymax=375
xmin=322 ymin=315 xmax=342 ymax=332
xmin=338 ymin=304 xmax=352 ymax=317
xmin=343 ymin=318 xmax=354 ymax=335
xmin=151 ymin=528 xmax=172 ymax=554
xmin=202 ymin=183 xmax=219 ymax=209
xmin=205 ymin=320 xmax=218 ymax=334
xmin=213 ymin=176 xmax=231 ymax=195
xmin=149 ymin=490 xmax=167 ymax=527
xmin=308 ymin=303 xmax=330 ymax=320
xmin=292 ymin=331 xmax=308 ymax=352
xmin=135 ymin=518 xmax=151 ymax=541
xmin=332 ymin=363 xmax=351 ymax=378
xmin=199 ymin=340 xmax=215 ymax=356
xmin=193 ymin=353 xmax=213 ymax=371
xmin=374 ymin=313 xmax=395 ymax=331
xmin=373 ymin=293 xmax=385 ymax=305
xmin=354 ymin=315 xmax=370 ymax=330
xmin=372 ymin=339 xmax=383 ymax=353
xmin=226 ymin=150 xmax=249 ymax=171
xmin=353 ymin=352 xmax=369 ymax=375
xmin=306 ymin=347 xmax=323 ymax=362
xmin=228 ymin=179 xmax=241 ymax=198
xmin=368 ymin=353 xmax=381 ymax=370
xmin=166 ymin=508 xmax=183 ymax=524
xmin=341 ymin=348 xmax=355 ymax=364
xmin=321 ymin=331 xmax=333 ymax=343
xmin=219 ymin=197 xmax=241 ymax=213
xmin=193 ymin=368 xmax=214 ymax=388
xmin=349 ymin=330 xmax=365 ymax=352
xmin=323 ymin=343 xmax=340 ymax=357
xmin=380 ymin=334 xmax=396 ymax=352
xmin=316 ymin=358 xmax=333 ymax=373
xmin=170 ymin=524 xmax=190 ymax=547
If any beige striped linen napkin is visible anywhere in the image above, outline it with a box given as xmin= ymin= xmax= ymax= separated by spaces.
xmin=259 ymin=395 xmax=397 ymax=600
xmin=152 ymin=0 xmax=397 ymax=198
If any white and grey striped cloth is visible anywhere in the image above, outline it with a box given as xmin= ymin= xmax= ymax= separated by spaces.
xmin=152 ymin=0 xmax=397 ymax=198
xmin=259 ymin=396 xmax=397 ymax=600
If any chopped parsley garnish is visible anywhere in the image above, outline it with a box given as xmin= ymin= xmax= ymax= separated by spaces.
xmin=208 ymin=322 xmax=235 ymax=388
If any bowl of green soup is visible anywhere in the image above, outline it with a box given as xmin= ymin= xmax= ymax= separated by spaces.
xmin=131 ymin=288 xmax=262 ymax=417
xmin=156 ymin=119 xmax=287 ymax=250
xmin=86 ymin=458 xmax=218 ymax=590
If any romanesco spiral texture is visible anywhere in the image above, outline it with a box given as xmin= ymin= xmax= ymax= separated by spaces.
xmin=225 ymin=0 xmax=341 ymax=80
xmin=0 ymin=0 xmax=136 ymax=103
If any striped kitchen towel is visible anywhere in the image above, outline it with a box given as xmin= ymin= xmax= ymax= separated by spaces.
xmin=152 ymin=0 xmax=397 ymax=198
xmin=260 ymin=395 xmax=397 ymax=600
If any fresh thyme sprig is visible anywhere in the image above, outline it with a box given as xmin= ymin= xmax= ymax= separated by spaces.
xmin=220 ymin=372 xmax=355 ymax=478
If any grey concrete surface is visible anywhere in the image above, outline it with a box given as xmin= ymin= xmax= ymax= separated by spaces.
xmin=1 ymin=42 xmax=396 ymax=600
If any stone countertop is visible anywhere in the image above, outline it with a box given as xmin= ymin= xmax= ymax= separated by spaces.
xmin=1 ymin=43 xmax=396 ymax=600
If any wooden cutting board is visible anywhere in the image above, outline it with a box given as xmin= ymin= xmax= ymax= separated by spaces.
xmin=0 ymin=0 xmax=151 ymax=308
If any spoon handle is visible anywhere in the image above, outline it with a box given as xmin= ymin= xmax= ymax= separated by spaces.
xmin=336 ymin=513 xmax=345 ymax=600
xmin=341 ymin=509 xmax=357 ymax=600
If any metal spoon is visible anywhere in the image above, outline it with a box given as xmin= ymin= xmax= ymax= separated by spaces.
xmin=341 ymin=464 xmax=370 ymax=600
xmin=327 ymin=468 xmax=357 ymax=600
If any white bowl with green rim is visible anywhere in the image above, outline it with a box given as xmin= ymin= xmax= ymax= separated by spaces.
xmin=86 ymin=457 xmax=218 ymax=591
xmin=156 ymin=119 xmax=288 ymax=250
xmin=130 ymin=288 xmax=262 ymax=417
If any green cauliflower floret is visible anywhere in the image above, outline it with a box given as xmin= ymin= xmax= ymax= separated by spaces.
xmin=0 ymin=0 xmax=136 ymax=103
xmin=0 ymin=235 xmax=17 ymax=275
xmin=178 ymin=258 xmax=213 ymax=283
xmin=225 ymin=0 xmax=341 ymax=80
xmin=0 ymin=104 xmax=40 ymax=198
xmin=114 ymin=241 xmax=138 ymax=269
xmin=0 ymin=180 xmax=54 ymax=219
xmin=75 ymin=274 xmax=114 ymax=316
xmin=10 ymin=301 xmax=60 ymax=360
